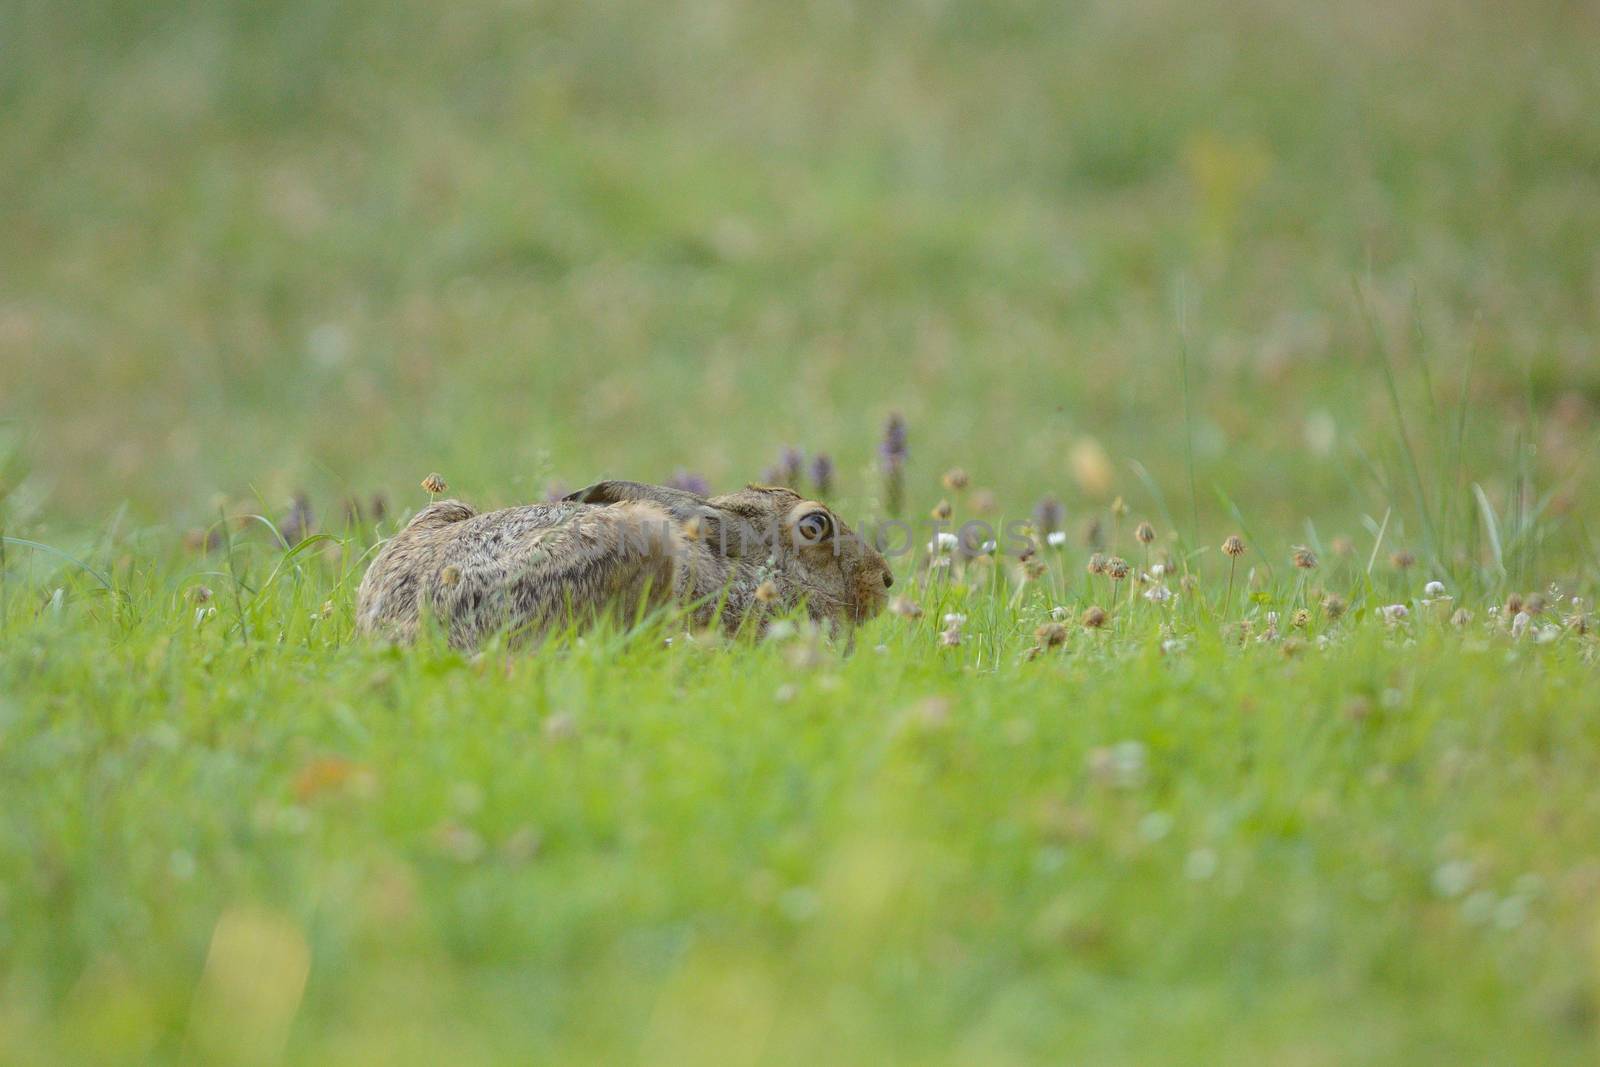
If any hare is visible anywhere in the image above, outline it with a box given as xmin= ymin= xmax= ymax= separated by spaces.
xmin=355 ymin=480 xmax=894 ymax=649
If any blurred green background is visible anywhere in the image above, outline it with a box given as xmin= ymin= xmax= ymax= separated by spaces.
xmin=7 ymin=5 xmax=1600 ymax=1063
xmin=3 ymin=0 xmax=1598 ymax=562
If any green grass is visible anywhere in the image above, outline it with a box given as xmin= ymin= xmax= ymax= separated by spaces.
xmin=2 ymin=538 xmax=1597 ymax=1064
xmin=4 ymin=0 xmax=1600 ymax=1061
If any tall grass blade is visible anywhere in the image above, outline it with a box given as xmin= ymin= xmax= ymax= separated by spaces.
xmin=1 ymin=536 xmax=114 ymax=590
xmin=1365 ymin=507 xmax=1391 ymax=577
xmin=1472 ymin=483 xmax=1504 ymax=576
xmin=1354 ymin=281 xmax=1437 ymax=560
xmin=1177 ymin=281 xmax=1200 ymax=549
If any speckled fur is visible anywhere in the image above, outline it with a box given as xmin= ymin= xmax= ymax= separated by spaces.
xmin=355 ymin=481 xmax=892 ymax=649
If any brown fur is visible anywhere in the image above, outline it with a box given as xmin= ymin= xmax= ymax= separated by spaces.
xmin=355 ymin=481 xmax=893 ymax=648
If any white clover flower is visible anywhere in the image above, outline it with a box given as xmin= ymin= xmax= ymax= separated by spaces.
xmin=1111 ymin=741 xmax=1147 ymax=788
xmin=1432 ymin=859 xmax=1473 ymax=898
xmin=1424 ymin=580 xmax=1446 ymax=597
xmin=1150 ymin=563 xmax=1168 ymax=578
xmin=1511 ymin=611 xmax=1531 ymax=639
xmin=980 ymin=539 xmax=998 ymax=554
xmin=1184 ymin=848 xmax=1219 ymax=881
xmin=929 ymin=531 xmax=959 ymax=553
xmin=1536 ymin=624 xmax=1561 ymax=644
xmin=942 ymin=613 xmax=967 ymax=628
xmin=1143 ymin=584 xmax=1173 ymax=603
xmin=1379 ymin=604 xmax=1409 ymax=623
xmin=1138 ymin=811 xmax=1173 ymax=841
xmin=1046 ymin=531 xmax=1068 ymax=548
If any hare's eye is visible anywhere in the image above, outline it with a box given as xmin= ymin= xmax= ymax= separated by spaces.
xmin=796 ymin=511 xmax=832 ymax=543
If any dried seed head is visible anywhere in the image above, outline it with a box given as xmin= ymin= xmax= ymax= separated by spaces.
xmin=1021 ymin=557 xmax=1048 ymax=581
xmin=1322 ymin=594 xmax=1347 ymax=620
xmin=421 ymin=473 xmax=448 ymax=496
xmin=941 ymin=467 xmax=969 ymax=492
xmin=1329 ymin=535 xmax=1354 ymax=557
xmin=1292 ymin=546 xmax=1318 ymax=570
xmin=939 ymin=626 xmax=963 ymax=647
xmin=1221 ymin=535 xmax=1246 ymax=558
xmin=1034 ymin=622 xmax=1069 ymax=648
xmin=1524 ymin=593 xmax=1547 ymax=616
xmin=440 ymin=565 xmax=461 ymax=587
xmin=1389 ymin=550 xmax=1416 ymax=570
xmin=1086 ymin=552 xmax=1108 ymax=576
xmin=1081 ymin=606 xmax=1108 ymax=629
xmin=931 ymin=499 xmax=953 ymax=520
xmin=1135 ymin=521 xmax=1156 ymax=545
xmin=754 ymin=581 xmax=779 ymax=603
xmin=189 ymin=585 xmax=213 ymax=604
xmin=888 ymin=596 xmax=923 ymax=619
xmin=1451 ymin=608 xmax=1472 ymax=628
xmin=1292 ymin=608 xmax=1311 ymax=628
xmin=970 ymin=488 xmax=998 ymax=515
xmin=1105 ymin=557 xmax=1130 ymax=580
xmin=1505 ymin=592 xmax=1524 ymax=616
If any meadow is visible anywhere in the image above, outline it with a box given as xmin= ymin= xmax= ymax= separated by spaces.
xmin=3 ymin=0 xmax=1600 ymax=1062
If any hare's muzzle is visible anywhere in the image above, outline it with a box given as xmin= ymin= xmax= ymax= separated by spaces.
xmin=850 ymin=562 xmax=894 ymax=623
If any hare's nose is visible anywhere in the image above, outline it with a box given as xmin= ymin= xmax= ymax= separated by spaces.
xmin=882 ymin=571 xmax=894 ymax=589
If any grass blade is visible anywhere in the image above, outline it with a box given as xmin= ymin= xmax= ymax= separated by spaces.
xmin=1472 ymin=483 xmax=1504 ymax=576
xmin=1 ymin=536 xmax=113 ymax=590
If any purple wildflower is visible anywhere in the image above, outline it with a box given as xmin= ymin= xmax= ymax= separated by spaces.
xmin=777 ymin=447 xmax=804 ymax=487
xmin=879 ymin=412 xmax=907 ymax=515
xmin=666 ymin=469 xmax=712 ymax=496
xmin=810 ymin=453 xmax=834 ymax=497
xmin=280 ymin=493 xmax=314 ymax=546
xmin=1033 ymin=496 xmax=1064 ymax=534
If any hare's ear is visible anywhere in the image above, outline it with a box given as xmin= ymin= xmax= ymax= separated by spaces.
xmin=565 ymin=480 xmax=700 ymax=506
xmin=565 ymin=480 xmax=713 ymax=525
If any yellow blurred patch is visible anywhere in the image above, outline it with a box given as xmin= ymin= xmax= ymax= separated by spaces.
xmin=185 ymin=907 xmax=311 ymax=1067
xmin=1070 ymin=437 xmax=1114 ymax=499
xmin=1184 ymin=130 xmax=1273 ymax=247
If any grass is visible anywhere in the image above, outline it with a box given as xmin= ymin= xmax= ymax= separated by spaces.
xmin=4 ymin=0 xmax=1600 ymax=1062
xmin=3 ymin=518 xmax=1598 ymax=1064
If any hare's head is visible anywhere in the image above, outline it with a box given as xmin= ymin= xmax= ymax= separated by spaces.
xmin=707 ymin=484 xmax=894 ymax=627
xmin=565 ymin=480 xmax=894 ymax=629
